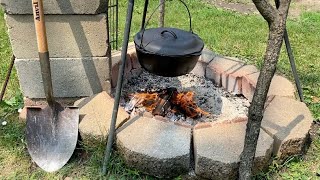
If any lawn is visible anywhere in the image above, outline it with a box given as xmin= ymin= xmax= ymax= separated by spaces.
xmin=0 ymin=0 xmax=319 ymax=179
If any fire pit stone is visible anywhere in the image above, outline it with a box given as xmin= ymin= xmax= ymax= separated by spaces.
xmin=116 ymin=116 xmax=191 ymax=178
xmin=74 ymin=91 xmax=129 ymax=144
xmin=242 ymin=73 xmax=296 ymax=102
xmin=261 ymin=96 xmax=314 ymax=159
xmin=194 ymin=121 xmax=274 ymax=179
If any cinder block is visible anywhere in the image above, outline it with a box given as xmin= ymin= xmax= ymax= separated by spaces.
xmin=15 ymin=57 xmax=111 ymax=98
xmin=0 ymin=0 xmax=107 ymax=14
xmin=5 ymin=14 xmax=108 ymax=59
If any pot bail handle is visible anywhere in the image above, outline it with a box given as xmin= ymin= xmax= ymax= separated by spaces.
xmin=161 ymin=30 xmax=178 ymax=39
xmin=140 ymin=0 xmax=193 ymax=48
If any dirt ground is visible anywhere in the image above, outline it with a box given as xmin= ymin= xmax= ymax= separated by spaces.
xmin=205 ymin=0 xmax=320 ymax=18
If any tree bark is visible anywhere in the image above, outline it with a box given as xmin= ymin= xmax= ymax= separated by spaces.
xmin=159 ymin=0 xmax=165 ymax=27
xmin=239 ymin=0 xmax=291 ymax=179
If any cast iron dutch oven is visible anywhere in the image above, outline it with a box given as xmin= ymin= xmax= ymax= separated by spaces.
xmin=134 ymin=0 xmax=204 ymax=77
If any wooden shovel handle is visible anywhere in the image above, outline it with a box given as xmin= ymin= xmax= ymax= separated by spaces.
xmin=32 ymin=0 xmax=48 ymax=53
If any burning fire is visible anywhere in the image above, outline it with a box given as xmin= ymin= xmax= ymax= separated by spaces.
xmin=128 ymin=88 xmax=209 ymax=119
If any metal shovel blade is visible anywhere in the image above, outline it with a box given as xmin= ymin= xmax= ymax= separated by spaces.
xmin=26 ymin=103 xmax=79 ymax=172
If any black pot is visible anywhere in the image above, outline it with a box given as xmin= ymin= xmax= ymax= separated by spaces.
xmin=133 ymin=1 xmax=204 ymax=77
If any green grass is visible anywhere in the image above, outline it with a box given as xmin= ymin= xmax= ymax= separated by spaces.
xmin=1 ymin=0 xmax=320 ymax=179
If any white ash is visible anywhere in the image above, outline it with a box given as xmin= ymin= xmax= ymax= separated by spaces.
xmin=120 ymin=70 xmax=249 ymax=124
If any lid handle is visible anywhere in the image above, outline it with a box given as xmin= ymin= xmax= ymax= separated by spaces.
xmin=161 ymin=30 xmax=178 ymax=39
xmin=140 ymin=0 xmax=193 ymax=49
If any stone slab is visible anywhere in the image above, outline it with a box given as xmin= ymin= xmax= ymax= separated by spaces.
xmin=74 ymin=91 xmax=129 ymax=143
xmin=194 ymin=121 xmax=274 ymax=180
xmin=0 ymin=0 xmax=107 ymax=14
xmin=262 ymin=96 xmax=313 ymax=159
xmin=116 ymin=116 xmax=191 ymax=178
xmin=15 ymin=57 xmax=110 ymax=98
xmin=5 ymin=14 xmax=107 ymax=59
xmin=242 ymin=73 xmax=296 ymax=101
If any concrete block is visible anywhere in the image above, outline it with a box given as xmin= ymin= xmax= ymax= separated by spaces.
xmin=194 ymin=121 xmax=274 ymax=179
xmin=5 ymin=14 xmax=108 ymax=59
xmin=74 ymin=92 xmax=129 ymax=144
xmin=0 ymin=0 xmax=107 ymax=14
xmin=242 ymin=73 xmax=296 ymax=101
xmin=262 ymin=96 xmax=313 ymax=159
xmin=15 ymin=57 xmax=110 ymax=98
xmin=117 ymin=116 xmax=191 ymax=178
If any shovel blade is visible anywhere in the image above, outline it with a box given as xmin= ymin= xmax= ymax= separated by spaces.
xmin=26 ymin=104 xmax=79 ymax=172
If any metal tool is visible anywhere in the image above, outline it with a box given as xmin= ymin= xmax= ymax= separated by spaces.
xmin=0 ymin=55 xmax=15 ymax=102
xmin=102 ymin=0 xmax=135 ymax=175
xmin=275 ymin=0 xmax=304 ymax=102
xmin=26 ymin=0 xmax=79 ymax=172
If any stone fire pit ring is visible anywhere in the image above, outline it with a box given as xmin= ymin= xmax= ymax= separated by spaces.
xmin=74 ymin=43 xmax=313 ymax=179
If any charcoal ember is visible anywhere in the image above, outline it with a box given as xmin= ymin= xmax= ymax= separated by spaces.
xmin=120 ymin=70 xmax=249 ymax=124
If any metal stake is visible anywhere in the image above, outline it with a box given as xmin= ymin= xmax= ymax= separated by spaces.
xmin=141 ymin=0 xmax=149 ymax=31
xmin=275 ymin=0 xmax=304 ymax=102
xmin=0 ymin=55 xmax=15 ymax=102
xmin=283 ymin=29 xmax=304 ymax=102
xmin=102 ymin=0 xmax=135 ymax=175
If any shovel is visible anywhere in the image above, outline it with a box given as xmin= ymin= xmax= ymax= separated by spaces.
xmin=26 ymin=0 xmax=79 ymax=172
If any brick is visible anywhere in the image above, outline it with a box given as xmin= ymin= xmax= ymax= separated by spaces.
xmin=117 ymin=116 xmax=191 ymax=178
xmin=0 ymin=0 xmax=107 ymax=14
xmin=111 ymin=51 xmax=133 ymax=88
xmin=242 ymin=73 xmax=296 ymax=101
xmin=261 ymin=96 xmax=313 ymax=159
xmin=206 ymin=56 xmax=243 ymax=86
xmin=15 ymin=57 xmax=110 ymax=98
xmin=194 ymin=121 xmax=274 ymax=179
xmin=5 ymin=14 xmax=107 ymax=58
xmin=74 ymin=91 xmax=129 ymax=144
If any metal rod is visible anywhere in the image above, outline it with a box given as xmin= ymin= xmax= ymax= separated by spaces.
xmin=275 ymin=0 xmax=304 ymax=102
xmin=0 ymin=55 xmax=15 ymax=102
xmin=283 ymin=29 xmax=304 ymax=102
xmin=102 ymin=0 xmax=135 ymax=175
xmin=141 ymin=0 xmax=149 ymax=31
xmin=116 ymin=0 xmax=119 ymax=50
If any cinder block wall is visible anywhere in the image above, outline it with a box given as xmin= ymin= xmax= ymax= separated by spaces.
xmin=1 ymin=0 xmax=111 ymax=98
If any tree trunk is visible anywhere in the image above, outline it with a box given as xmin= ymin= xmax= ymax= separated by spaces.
xmin=239 ymin=0 xmax=291 ymax=179
xmin=159 ymin=0 xmax=165 ymax=27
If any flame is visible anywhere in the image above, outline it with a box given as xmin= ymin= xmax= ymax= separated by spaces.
xmin=129 ymin=89 xmax=209 ymax=118
xmin=171 ymin=91 xmax=209 ymax=118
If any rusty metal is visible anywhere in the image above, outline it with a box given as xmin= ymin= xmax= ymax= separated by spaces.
xmin=0 ymin=55 xmax=15 ymax=102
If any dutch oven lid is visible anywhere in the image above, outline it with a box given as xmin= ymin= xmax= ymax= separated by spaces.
xmin=134 ymin=27 xmax=204 ymax=56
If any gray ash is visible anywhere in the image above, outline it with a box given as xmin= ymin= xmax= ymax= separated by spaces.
xmin=120 ymin=70 xmax=249 ymax=125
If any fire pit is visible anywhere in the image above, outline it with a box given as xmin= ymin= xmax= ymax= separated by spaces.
xmin=71 ymin=44 xmax=313 ymax=179
xmin=121 ymin=71 xmax=249 ymax=125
